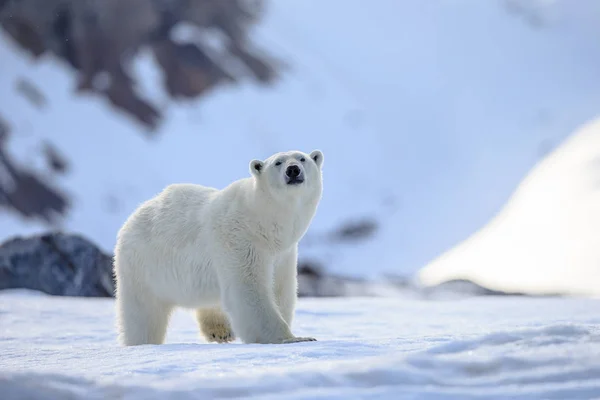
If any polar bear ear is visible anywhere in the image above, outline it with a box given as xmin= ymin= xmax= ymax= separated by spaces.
xmin=310 ymin=150 xmax=324 ymax=168
xmin=250 ymin=159 xmax=264 ymax=177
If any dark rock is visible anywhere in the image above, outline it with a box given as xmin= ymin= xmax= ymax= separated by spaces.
xmin=0 ymin=142 xmax=69 ymax=224
xmin=420 ymin=279 xmax=560 ymax=298
xmin=15 ymin=78 xmax=47 ymax=109
xmin=0 ymin=115 xmax=7 ymax=142
xmin=333 ymin=219 xmax=378 ymax=241
xmin=297 ymin=260 xmax=376 ymax=297
xmin=42 ymin=141 xmax=69 ymax=174
xmin=298 ymin=261 xmax=324 ymax=279
xmin=0 ymin=232 xmax=115 ymax=297
xmin=422 ymin=279 xmax=523 ymax=297
xmin=298 ymin=260 xmax=330 ymax=297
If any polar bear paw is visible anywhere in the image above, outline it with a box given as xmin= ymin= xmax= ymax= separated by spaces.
xmin=282 ymin=337 xmax=317 ymax=344
xmin=197 ymin=308 xmax=236 ymax=344
xmin=205 ymin=329 xmax=235 ymax=344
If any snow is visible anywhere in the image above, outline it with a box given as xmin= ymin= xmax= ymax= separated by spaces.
xmin=1 ymin=290 xmax=600 ymax=399
xmin=417 ymin=116 xmax=600 ymax=297
xmin=3 ymin=1 xmax=600 ymax=282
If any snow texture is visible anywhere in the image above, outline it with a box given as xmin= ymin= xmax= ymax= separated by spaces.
xmin=3 ymin=0 xmax=600 ymax=283
xmin=418 ymin=117 xmax=600 ymax=297
xmin=1 ymin=290 xmax=600 ymax=399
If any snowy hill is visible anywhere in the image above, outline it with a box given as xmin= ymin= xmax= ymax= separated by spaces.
xmin=2 ymin=290 xmax=600 ymax=399
xmin=3 ymin=0 xmax=600 ymax=282
xmin=418 ymin=116 xmax=600 ymax=297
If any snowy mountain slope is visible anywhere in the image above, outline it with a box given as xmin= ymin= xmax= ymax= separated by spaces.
xmin=1 ymin=290 xmax=600 ymax=399
xmin=418 ymin=116 xmax=600 ymax=297
xmin=2 ymin=0 xmax=600 ymax=280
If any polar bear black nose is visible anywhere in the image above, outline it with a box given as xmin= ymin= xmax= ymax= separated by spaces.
xmin=286 ymin=165 xmax=301 ymax=178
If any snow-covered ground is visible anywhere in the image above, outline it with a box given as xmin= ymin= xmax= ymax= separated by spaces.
xmin=1 ymin=290 xmax=600 ymax=399
xmin=3 ymin=0 xmax=600 ymax=282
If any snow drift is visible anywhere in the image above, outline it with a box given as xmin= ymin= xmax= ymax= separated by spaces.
xmin=418 ymin=117 xmax=600 ymax=297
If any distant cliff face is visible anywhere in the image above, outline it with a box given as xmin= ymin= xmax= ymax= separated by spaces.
xmin=0 ymin=0 xmax=279 ymax=223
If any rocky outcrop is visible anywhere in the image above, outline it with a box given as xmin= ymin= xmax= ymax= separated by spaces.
xmin=297 ymin=261 xmax=378 ymax=297
xmin=0 ymin=232 xmax=114 ymax=297
xmin=0 ymin=125 xmax=69 ymax=224
xmin=0 ymin=0 xmax=277 ymax=131
xmin=0 ymin=0 xmax=279 ymax=223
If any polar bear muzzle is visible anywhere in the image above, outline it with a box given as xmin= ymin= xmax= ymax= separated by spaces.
xmin=285 ymin=164 xmax=304 ymax=185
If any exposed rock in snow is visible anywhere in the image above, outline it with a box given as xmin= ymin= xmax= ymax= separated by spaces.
xmin=0 ymin=232 xmax=115 ymax=297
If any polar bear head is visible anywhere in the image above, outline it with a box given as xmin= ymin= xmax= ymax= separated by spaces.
xmin=249 ymin=150 xmax=324 ymax=199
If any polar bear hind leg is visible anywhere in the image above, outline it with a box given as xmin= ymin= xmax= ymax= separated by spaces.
xmin=115 ymin=279 xmax=173 ymax=346
xmin=196 ymin=307 xmax=235 ymax=343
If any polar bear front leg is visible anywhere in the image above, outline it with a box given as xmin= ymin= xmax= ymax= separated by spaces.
xmin=274 ymin=247 xmax=299 ymax=326
xmin=219 ymin=253 xmax=315 ymax=344
xmin=196 ymin=307 xmax=235 ymax=343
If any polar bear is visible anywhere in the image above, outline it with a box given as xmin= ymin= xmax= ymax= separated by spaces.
xmin=113 ymin=149 xmax=324 ymax=346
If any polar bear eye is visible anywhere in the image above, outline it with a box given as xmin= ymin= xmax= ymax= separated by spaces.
xmin=275 ymin=161 xmax=282 ymax=166
xmin=300 ymin=157 xmax=306 ymax=162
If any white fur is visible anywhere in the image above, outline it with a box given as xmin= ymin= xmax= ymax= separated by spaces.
xmin=113 ymin=150 xmax=324 ymax=345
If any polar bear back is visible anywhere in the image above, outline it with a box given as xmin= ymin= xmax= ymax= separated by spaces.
xmin=121 ymin=183 xmax=218 ymax=247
